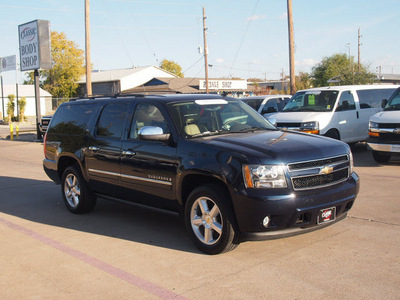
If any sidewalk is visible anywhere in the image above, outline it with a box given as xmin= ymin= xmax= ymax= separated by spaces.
xmin=0 ymin=123 xmax=41 ymax=142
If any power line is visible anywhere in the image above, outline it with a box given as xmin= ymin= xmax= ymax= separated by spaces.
xmin=229 ymin=0 xmax=260 ymax=76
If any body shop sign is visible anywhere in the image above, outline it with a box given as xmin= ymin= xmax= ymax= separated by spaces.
xmin=18 ymin=20 xmax=51 ymax=71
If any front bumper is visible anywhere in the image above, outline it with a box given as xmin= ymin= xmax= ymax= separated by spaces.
xmin=367 ymin=142 xmax=400 ymax=154
xmin=232 ymin=172 xmax=359 ymax=235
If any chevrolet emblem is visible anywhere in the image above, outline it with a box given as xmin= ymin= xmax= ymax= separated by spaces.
xmin=320 ymin=165 xmax=334 ymax=175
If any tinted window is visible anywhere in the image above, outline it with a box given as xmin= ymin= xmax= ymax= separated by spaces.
xmin=278 ymin=97 xmax=290 ymax=110
xmin=96 ymin=102 xmax=129 ymax=138
xmin=48 ymin=103 xmax=96 ymax=135
xmin=242 ymin=98 xmax=263 ymax=111
xmin=128 ymin=104 xmax=169 ymax=139
xmin=336 ymin=91 xmax=356 ymax=111
xmin=262 ymin=98 xmax=278 ymax=113
xmin=357 ymin=88 xmax=397 ymax=109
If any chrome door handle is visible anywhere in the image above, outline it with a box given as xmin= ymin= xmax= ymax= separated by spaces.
xmin=122 ymin=150 xmax=136 ymax=155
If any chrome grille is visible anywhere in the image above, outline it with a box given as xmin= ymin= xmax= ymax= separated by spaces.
xmin=288 ymin=155 xmax=350 ymax=191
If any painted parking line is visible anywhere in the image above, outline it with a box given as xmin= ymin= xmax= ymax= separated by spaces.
xmin=0 ymin=216 xmax=187 ymax=300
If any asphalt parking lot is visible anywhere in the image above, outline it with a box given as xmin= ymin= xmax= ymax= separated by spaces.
xmin=0 ymin=138 xmax=399 ymax=299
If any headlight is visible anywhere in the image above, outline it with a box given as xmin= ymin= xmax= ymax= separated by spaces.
xmin=243 ymin=165 xmax=287 ymax=188
xmin=369 ymin=121 xmax=379 ymax=130
xmin=349 ymin=151 xmax=354 ymax=174
xmin=300 ymin=121 xmax=319 ymax=134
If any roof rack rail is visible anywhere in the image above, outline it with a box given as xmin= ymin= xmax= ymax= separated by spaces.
xmin=112 ymin=93 xmax=147 ymax=98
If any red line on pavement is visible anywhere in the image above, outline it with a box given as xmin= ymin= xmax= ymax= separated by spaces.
xmin=0 ymin=216 xmax=187 ymax=300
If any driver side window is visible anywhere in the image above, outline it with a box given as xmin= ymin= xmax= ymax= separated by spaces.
xmin=129 ymin=104 xmax=168 ymax=139
xmin=336 ymin=91 xmax=356 ymax=111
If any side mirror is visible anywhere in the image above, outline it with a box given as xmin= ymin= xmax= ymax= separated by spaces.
xmin=381 ymin=99 xmax=388 ymax=108
xmin=138 ymin=126 xmax=170 ymax=142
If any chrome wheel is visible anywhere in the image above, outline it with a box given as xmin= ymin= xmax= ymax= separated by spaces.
xmin=190 ymin=196 xmax=223 ymax=245
xmin=64 ymin=173 xmax=81 ymax=209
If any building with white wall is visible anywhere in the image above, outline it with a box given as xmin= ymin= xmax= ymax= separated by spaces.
xmin=1 ymin=85 xmax=52 ymax=122
xmin=77 ymin=66 xmax=178 ymax=96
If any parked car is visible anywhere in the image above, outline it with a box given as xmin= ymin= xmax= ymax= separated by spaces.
xmin=368 ymin=87 xmax=400 ymax=162
xmin=242 ymin=95 xmax=291 ymax=118
xmin=268 ymin=85 xmax=399 ymax=143
xmin=43 ymin=94 xmax=359 ymax=254
xmin=39 ymin=115 xmax=53 ymax=136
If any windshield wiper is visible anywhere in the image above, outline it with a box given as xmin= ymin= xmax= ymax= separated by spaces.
xmin=228 ymin=126 xmax=269 ymax=133
xmin=190 ymin=131 xmax=222 ymax=138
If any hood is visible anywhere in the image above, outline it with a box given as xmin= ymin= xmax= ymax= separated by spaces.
xmin=370 ymin=111 xmax=400 ymax=124
xmin=271 ymin=111 xmax=332 ymax=123
xmin=202 ymin=130 xmax=349 ymax=164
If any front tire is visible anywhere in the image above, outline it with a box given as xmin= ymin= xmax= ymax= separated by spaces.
xmin=61 ymin=166 xmax=97 ymax=214
xmin=185 ymin=184 xmax=240 ymax=254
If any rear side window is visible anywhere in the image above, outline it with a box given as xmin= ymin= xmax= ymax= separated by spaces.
xmin=48 ymin=103 xmax=96 ymax=135
xmin=96 ymin=102 xmax=130 ymax=138
xmin=357 ymin=88 xmax=397 ymax=109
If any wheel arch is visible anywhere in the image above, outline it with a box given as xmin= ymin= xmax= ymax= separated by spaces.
xmin=57 ymin=155 xmax=87 ymax=182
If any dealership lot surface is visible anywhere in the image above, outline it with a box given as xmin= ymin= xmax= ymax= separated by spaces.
xmin=0 ymin=138 xmax=399 ymax=299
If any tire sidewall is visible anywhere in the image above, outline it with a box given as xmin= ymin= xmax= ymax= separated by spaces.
xmin=184 ymin=184 xmax=238 ymax=254
xmin=61 ymin=166 xmax=96 ymax=214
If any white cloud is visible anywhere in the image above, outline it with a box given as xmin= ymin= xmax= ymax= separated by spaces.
xmin=278 ymin=12 xmax=287 ymax=20
xmin=247 ymin=14 xmax=267 ymax=21
xmin=295 ymin=58 xmax=320 ymax=71
xmin=214 ymin=58 xmax=225 ymax=64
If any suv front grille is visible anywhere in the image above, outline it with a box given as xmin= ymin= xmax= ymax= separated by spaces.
xmin=288 ymin=155 xmax=348 ymax=171
xmin=292 ymin=168 xmax=349 ymax=190
xmin=288 ymin=155 xmax=350 ymax=191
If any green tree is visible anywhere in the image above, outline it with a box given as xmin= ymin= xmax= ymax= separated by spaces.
xmin=295 ymin=72 xmax=313 ymax=91
xmin=25 ymin=31 xmax=86 ymax=98
xmin=311 ymin=53 xmax=376 ymax=87
xmin=7 ymin=94 xmax=15 ymax=123
xmin=18 ymin=97 xmax=27 ymax=121
xmin=159 ymin=59 xmax=184 ymax=78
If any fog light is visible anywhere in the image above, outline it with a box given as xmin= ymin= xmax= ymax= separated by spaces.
xmin=263 ymin=216 xmax=270 ymax=228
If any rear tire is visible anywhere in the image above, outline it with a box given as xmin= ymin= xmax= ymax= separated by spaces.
xmin=372 ymin=151 xmax=391 ymax=163
xmin=61 ymin=166 xmax=97 ymax=214
xmin=184 ymin=184 xmax=240 ymax=254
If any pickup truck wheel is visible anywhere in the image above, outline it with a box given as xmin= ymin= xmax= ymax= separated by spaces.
xmin=372 ymin=151 xmax=391 ymax=163
xmin=185 ymin=184 xmax=240 ymax=254
xmin=61 ymin=166 xmax=96 ymax=214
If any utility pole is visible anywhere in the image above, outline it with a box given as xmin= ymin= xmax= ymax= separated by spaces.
xmin=85 ymin=0 xmax=92 ymax=97
xmin=202 ymin=7 xmax=209 ymax=93
xmin=287 ymin=0 xmax=295 ymax=95
xmin=358 ymin=27 xmax=361 ymax=73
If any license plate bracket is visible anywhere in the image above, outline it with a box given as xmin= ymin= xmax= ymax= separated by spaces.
xmin=318 ymin=207 xmax=336 ymax=224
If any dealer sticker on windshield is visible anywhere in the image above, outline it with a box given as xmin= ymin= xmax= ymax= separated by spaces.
xmin=318 ymin=207 xmax=336 ymax=224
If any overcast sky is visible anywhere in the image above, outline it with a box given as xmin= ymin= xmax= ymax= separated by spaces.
xmin=1 ymin=0 xmax=400 ymax=84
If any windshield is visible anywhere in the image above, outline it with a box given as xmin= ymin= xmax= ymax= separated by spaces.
xmin=283 ymin=91 xmax=338 ymax=112
xmin=384 ymin=88 xmax=400 ymax=111
xmin=169 ymin=99 xmax=276 ymax=138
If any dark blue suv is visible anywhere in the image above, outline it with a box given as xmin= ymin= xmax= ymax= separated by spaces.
xmin=43 ymin=94 xmax=359 ymax=254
